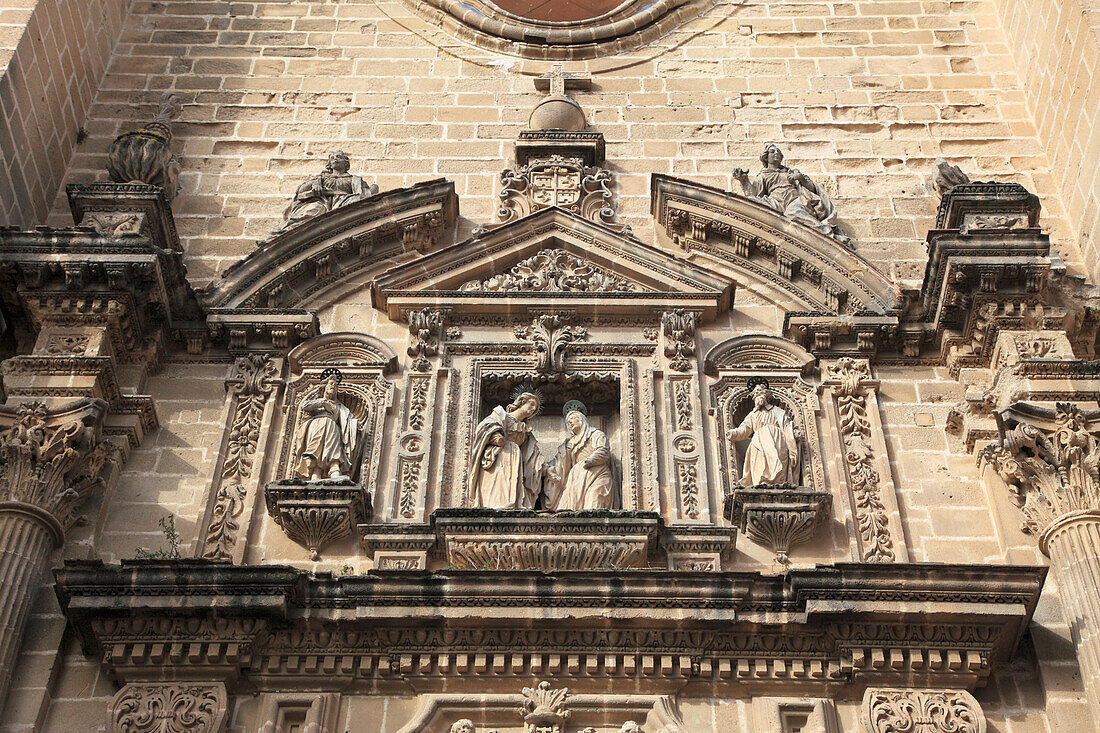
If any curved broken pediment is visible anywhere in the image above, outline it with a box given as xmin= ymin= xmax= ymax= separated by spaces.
xmin=704 ymin=334 xmax=816 ymax=376
xmin=372 ymin=206 xmax=733 ymax=322
xmin=202 ymin=179 xmax=459 ymax=311
xmin=651 ymin=173 xmax=903 ymax=316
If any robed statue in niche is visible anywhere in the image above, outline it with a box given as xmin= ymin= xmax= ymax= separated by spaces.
xmin=544 ymin=401 xmax=616 ymax=511
xmin=728 ymin=378 xmax=801 ymax=486
xmin=468 ymin=391 xmax=543 ymax=509
xmin=294 ymin=368 xmax=363 ymax=482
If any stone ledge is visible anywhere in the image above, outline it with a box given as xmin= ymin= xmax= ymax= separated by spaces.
xmin=54 ymin=560 xmax=1045 ymax=692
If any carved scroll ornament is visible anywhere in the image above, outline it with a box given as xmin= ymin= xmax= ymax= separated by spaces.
xmin=0 ymin=399 xmax=114 ymax=538
xmin=108 ymin=682 xmax=228 ymax=733
xmin=202 ymin=354 xmax=280 ymax=560
xmin=459 ymin=248 xmax=637 ymax=293
xmin=827 ymin=357 xmax=895 ymax=563
xmin=980 ymin=402 xmax=1100 ymax=546
xmin=862 ymin=688 xmax=985 ymax=733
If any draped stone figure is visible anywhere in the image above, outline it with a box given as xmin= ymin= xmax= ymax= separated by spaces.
xmin=728 ymin=381 xmax=801 ymax=486
xmin=544 ymin=403 xmax=616 ymax=511
xmin=278 ymin=150 xmax=378 ymax=233
xmin=733 ymin=143 xmax=850 ymax=245
xmin=294 ymin=370 xmax=362 ymax=482
xmin=468 ymin=391 xmax=543 ymax=509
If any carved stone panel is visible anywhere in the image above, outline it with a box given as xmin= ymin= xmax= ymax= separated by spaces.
xmin=861 ymin=688 xmax=985 ymax=733
xmin=107 ymin=681 xmax=228 ymax=733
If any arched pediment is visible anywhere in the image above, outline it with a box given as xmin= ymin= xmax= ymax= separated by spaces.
xmin=287 ymin=332 xmax=398 ymax=374
xmin=201 ymin=179 xmax=458 ymax=310
xmin=704 ymin=334 xmax=816 ymax=376
xmin=372 ymin=206 xmax=734 ymax=322
xmin=651 ymin=174 xmax=903 ymax=316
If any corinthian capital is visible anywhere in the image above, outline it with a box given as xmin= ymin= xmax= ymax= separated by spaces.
xmin=981 ymin=401 xmax=1100 ymax=549
xmin=0 ymin=398 xmax=113 ymax=542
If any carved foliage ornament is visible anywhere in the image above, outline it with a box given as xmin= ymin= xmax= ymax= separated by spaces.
xmin=460 ymin=248 xmax=637 ymax=294
xmin=980 ymin=402 xmax=1100 ymax=541
xmin=662 ymin=309 xmax=696 ymax=372
xmin=0 ymin=400 xmax=115 ymax=535
xmin=514 ymin=314 xmax=589 ymax=373
xmin=862 ymin=688 xmax=985 ymax=733
xmin=407 ymin=307 xmax=443 ymax=372
xmin=827 ymin=358 xmax=894 ymax=563
xmin=521 ymin=680 xmax=569 ymax=733
xmin=108 ymin=682 xmax=228 ymax=733
xmin=202 ymin=354 xmax=280 ymax=560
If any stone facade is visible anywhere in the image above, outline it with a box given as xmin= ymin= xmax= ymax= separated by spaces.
xmin=0 ymin=1 xmax=1097 ymax=732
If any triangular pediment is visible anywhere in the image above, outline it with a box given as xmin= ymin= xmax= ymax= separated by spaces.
xmin=372 ymin=207 xmax=733 ymax=322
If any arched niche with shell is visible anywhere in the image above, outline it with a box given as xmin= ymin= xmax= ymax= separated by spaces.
xmin=704 ymin=334 xmax=824 ymax=499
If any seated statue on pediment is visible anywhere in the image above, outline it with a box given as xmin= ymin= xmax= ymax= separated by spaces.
xmin=733 ymin=143 xmax=850 ymax=246
xmin=276 ymin=150 xmax=378 ymax=234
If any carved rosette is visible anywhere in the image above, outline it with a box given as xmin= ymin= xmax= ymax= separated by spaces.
xmin=201 ymin=354 xmax=281 ymax=561
xmin=824 ymin=358 xmax=896 ymax=563
xmin=726 ymin=485 xmax=830 ymax=564
xmin=264 ymin=479 xmax=370 ymax=560
xmin=861 ymin=688 xmax=985 ymax=733
xmin=108 ymin=681 xmax=228 ymax=733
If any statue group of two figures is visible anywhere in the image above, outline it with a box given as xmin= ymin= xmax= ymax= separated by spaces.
xmin=468 ymin=392 xmax=616 ymax=511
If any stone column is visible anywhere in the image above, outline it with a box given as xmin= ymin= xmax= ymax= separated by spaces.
xmin=982 ymin=402 xmax=1100 ymax=722
xmin=0 ymin=399 xmax=110 ymax=710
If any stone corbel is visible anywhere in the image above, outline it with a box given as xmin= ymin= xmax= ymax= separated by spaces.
xmin=196 ymin=354 xmax=284 ymax=562
xmin=819 ymin=358 xmax=908 ymax=563
xmin=107 ymin=681 xmax=229 ymax=733
xmin=861 ymin=688 xmax=984 ymax=733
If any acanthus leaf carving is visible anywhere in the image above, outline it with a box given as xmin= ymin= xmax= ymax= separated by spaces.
xmin=980 ymin=401 xmax=1100 ymax=542
xmin=826 ymin=357 xmax=895 ymax=563
xmin=0 ymin=399 xmax=115 ymax=537
xmin=514 ymin=314 xmax=588 ymax=373
xmin=108 ymin=681 xmax=228 ymax=733
xmin=521 ymin=680 xmax=569 ymax=733
xmin=407 ymin=307 xmax=443 ymax=372
xmin=661 ymin=309 xmax=696 ymax=372
xmin=862 ymin=688 xmax=985 ymax=733
xmin=460 ymin=248 xmax=638 ymax=294
xmin=202 ymin=354 xmax=280 ymax=561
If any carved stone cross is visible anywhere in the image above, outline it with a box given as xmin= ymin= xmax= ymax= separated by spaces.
xmin=535 ymin=65 xmax=592 ymax=96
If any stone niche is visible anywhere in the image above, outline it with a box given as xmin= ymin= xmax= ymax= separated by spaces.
xmin=264 ymin=332 xmax=396 ymax=560
xmin=706 ymin=334 xmax=832 ymax=563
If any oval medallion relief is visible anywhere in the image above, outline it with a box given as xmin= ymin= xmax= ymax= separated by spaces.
xmin=407 ymin=0 xmax=717 ymax=59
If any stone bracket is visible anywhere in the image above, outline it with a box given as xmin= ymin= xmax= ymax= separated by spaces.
xmin=726 ymin=485 xmax=831 ymax=564
xmin=265 ymin=479 xmax=371 ymax=561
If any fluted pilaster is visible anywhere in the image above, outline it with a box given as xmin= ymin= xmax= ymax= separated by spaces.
xmin=1043 ymin=510 xmax=1100 ymax=721
xmin=0 ymin=505 xmax=58 ymax=709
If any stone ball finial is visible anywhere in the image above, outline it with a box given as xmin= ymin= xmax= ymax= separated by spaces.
xmin=529 ymin=94 xmax=586 ymax=131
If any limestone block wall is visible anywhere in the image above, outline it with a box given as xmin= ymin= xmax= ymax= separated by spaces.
xmin=995 ymin=0 xmax=1100 ymax=285
xmin=45 ymin=0 xmax=1086 ymax=288
xmin=0 ymin=0 xmax=127 ymax=227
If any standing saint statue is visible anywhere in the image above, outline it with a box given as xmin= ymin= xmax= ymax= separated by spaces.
xmin=728 ymin=379 xmax=801 ymax=486
xmin=733 ymin=143 xmax=850 ymax=246
xmin=468 ymin=391 xmax=543 ymax=509
xmin=277 ymin=150 xmax=378 ymax=234
xmin=294 ymin=369 xmax=362 ymax=482
xmin=544 ymin=401 xmax=616 ymax=511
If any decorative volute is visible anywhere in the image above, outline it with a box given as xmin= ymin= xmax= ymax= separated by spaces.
xmin=981 ymin=401 xmax=1100 ymax=549
xmin=0 ymin=398 xmax=113 ymax=541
